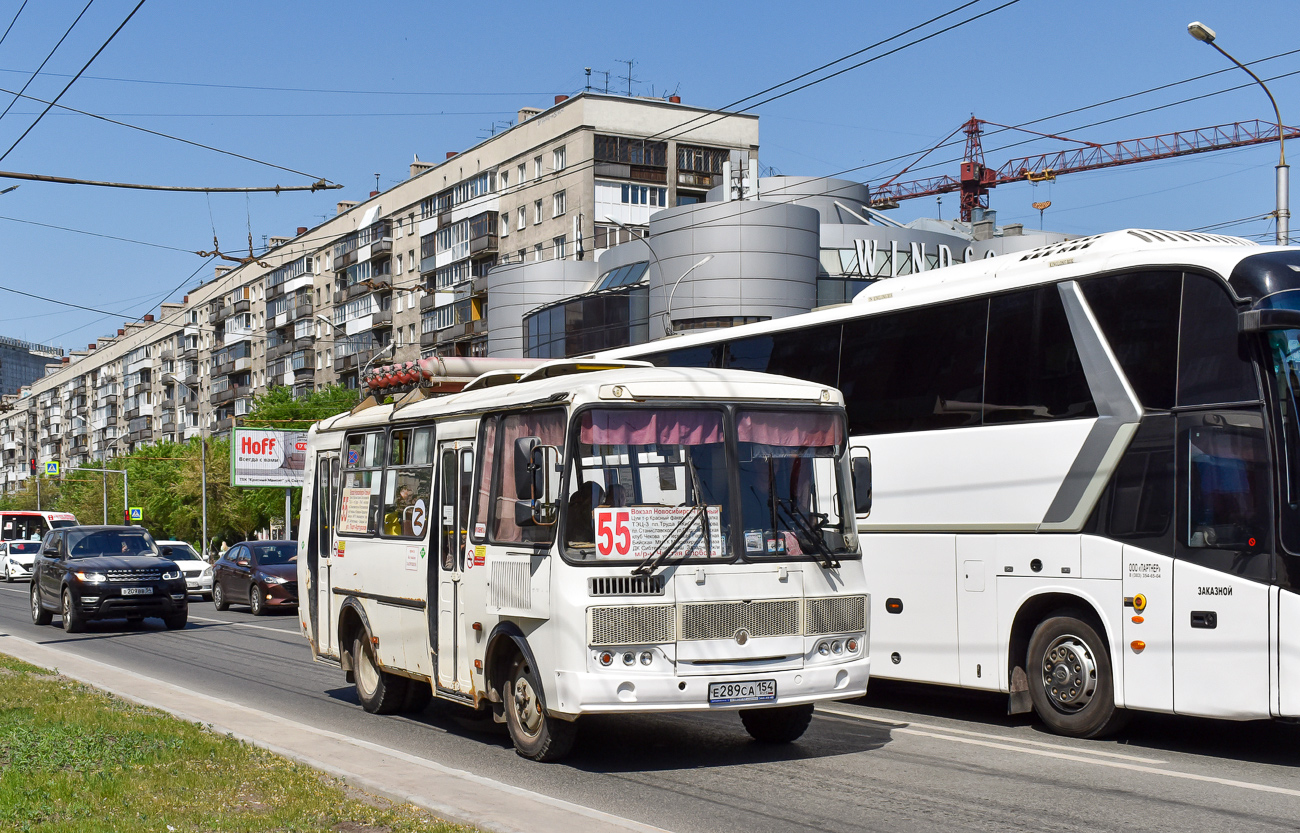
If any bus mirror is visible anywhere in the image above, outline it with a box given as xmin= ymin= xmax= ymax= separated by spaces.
xmin=514 ymin=438 xmax=560 ymax=526
xmin=1239 ymin=307 xmax=1300 ymax=332
xmin=851 ymin=455 xmax=872 ymax=515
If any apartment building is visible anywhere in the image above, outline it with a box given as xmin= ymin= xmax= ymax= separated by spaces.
xmin=0 ymin=93 xmax=759 ymax=492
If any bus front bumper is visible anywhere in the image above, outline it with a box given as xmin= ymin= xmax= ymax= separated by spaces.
xmin=552 ymin=657 xmax=870 ymax=716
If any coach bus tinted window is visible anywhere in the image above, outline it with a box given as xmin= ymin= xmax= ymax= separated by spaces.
xmin=1102 ymin=415 xmax=1176 ymax=556
xmin=1080 ymin=271 xmax=1180 ymax=410
xmin=985 ymin=286 xmax=1097 ymax=424
xmin=644 ymin=343 xmax=725 ymax=369
xmin=1178 ymin=274 xmax=1259 ymax=407
xmin=839 ymin=298 xmax=987 ymax=434
xmin=725 ymin=324 xmax=842 ymax=387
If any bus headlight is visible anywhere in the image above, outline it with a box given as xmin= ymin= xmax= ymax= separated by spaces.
xmin=639 ymin=651 xmax=653 ymax=666
xmin=622 ymin=652 xmax=635 ymax=666
xmin=817 ymin=641 xmax=831 ymax=656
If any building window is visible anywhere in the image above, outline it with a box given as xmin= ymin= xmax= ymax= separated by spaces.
xmin=553 ymin=236 xmax=566 ymax=260
xmin=517 ymin=206 xmax=526 ymax=231
xmin=620 ymin=184 xmax=667 ymax=206
xmin=534 ymin=243 xmax=543 ymax=262
xmin=553 ymin=146 xmax=566 ymax=172
xmin=517 ymin=162 xmax=526 ymax=184
xmin=395 ymin=253 xmax=403 ymax=274
xmin=500 ymin=212 xmax=510 ymax=237
xmin=534 ymin=156 xmax=543 ymax=179
xmin=499 ymin=170 xmax=508 ymax=190
xmin=533 ymin=200 xmax=543 ymax=225
xmin=553 ymin=190 xmax=566 ymax=217
xmin=517 ymin=248 xmax=526 ymax=263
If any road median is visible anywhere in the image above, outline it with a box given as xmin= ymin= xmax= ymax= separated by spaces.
xmin=0 ymin=634 xmax=669 ymax=833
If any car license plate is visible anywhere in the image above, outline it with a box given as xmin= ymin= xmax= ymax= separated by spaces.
xmin=121 ymin=587 xmax=153 ymax=596
xmin=708 ymin=679 xmax=776 ymax=705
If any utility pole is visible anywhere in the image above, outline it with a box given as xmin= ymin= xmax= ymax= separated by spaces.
xmin=285 ymin=488 xmax=292 ymax=540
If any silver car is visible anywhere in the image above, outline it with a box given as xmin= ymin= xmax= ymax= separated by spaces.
xmin=155 ymin=540 xmax=213 ymax=599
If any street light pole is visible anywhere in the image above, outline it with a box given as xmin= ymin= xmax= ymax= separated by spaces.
xmin=1188 ymin=21 xmax=1289 ymax=244
xmin=164 ymin=374 xmax=206 ymax=555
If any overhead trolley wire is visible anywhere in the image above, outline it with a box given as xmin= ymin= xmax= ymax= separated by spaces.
xmin=0 ymin=0 xmax=147 ymax=164
xmin=0 ymin=0 xmax=95 ymax=130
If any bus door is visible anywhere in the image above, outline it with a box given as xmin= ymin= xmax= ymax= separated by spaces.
xmin=435 ymin=442 xmax=475 ymax=696
xmin=1172 ymin=412 xmax=1272 ymax=718
xmin=315 ymin=453 xmax=340 ymax=657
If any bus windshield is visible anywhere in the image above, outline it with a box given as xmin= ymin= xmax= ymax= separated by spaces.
xmin=563 ymin=407 xmax=848 ymax=563
xmin=1267 ymin=324 xmax=1300 ymax=551
xmin=2 ymin=514 xmax=48 ymax=541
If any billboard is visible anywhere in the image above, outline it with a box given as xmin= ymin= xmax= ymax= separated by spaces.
xmin=231 ymin=428 xmax=308 ymax=488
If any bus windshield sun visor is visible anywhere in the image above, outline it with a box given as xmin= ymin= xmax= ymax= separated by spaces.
xmin=1239 ymin=307 xmax=1300 ymax=332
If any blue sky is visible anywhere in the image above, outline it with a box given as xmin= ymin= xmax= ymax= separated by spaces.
xmin=0 ymin=0 xmax=1295 ymax=351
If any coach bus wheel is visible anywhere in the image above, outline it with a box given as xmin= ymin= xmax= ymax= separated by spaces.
xmin=352 ymin=635 xmax=409 ymax=714
xmin=1027 ymin=614 xmax=1125 ymax=738
xmin=740 ymin=703 xmax=815 ymax=743
xmin=30 ymin=583 xmax=51 ymax=625
xmin=504 ymin=653 xmax=575 ymax=762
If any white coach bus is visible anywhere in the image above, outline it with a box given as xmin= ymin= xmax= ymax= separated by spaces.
xmin=297 ymin=361 xmax=870 ymax=760
xmin=605 ymin=229 xmax=1300 ymax=738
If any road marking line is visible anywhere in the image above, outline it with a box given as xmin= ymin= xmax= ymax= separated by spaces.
xmin=0 ymin=585 xmax=28 ymax=593
xmin=188 ymin=614 xmax=300 ymax=636
xmin=817 ymin=704 xmax=1167 ymax=764
xmin=895 ymin=728 xmax=1300 ymax=797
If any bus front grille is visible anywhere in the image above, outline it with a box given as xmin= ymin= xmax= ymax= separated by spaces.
xmin=805 ymin=596 xmax=867 ymax=635
xmin=589 ymin=604 xmax=675 ymax=646
xmin=589 ymin=575 xmax=665 ymax=597
xmin=680 ymin=600 xmax=800 ymax=641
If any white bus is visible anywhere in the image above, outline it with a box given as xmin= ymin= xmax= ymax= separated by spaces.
xmin=605 ymin=229 xmax=1300 ymax=738
xmin=297 ymin=361 xmax=870 ymax=760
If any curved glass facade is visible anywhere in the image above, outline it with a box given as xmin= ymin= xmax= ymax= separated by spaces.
xmin=525 ymin=285 xmax=649 ymax=359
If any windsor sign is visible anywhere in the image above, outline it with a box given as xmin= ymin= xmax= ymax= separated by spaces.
xmin=231 ymin=428 xmax=308 ymax=488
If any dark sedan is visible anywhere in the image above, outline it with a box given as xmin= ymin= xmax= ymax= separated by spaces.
xmin=30 ymin=525 xmax=188 ymax=632
xmin=212 ymin=540 xmax=298 ymax=615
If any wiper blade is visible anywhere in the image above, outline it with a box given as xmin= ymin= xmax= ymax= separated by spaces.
xmin=632 ymin=504 xmax=710 ymax=576
xmin=775 ymin=498 xmax=839 ymax=569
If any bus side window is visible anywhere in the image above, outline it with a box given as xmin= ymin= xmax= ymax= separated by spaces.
xmin=380 ymin=427 xmax=434 ymax=539
xmin=338 ymin=431 xmax=384 ymax=536
xmin=1179 ymin=274 xmax=1259 ymax=407
xmin=490 ymin=409 xmax=565 ymax=545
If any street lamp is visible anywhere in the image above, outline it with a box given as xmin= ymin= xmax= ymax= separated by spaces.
xmin=1188 ymin=21 xmax=1289 ymax=244
xmin=165 ymin=373 xmax=207 ymax=557
xmin=664 ymin=255 xmax=715 ymax=336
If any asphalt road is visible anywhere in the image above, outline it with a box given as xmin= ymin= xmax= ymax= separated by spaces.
xmin=1 ymin=580 xmax=1298 ymax=833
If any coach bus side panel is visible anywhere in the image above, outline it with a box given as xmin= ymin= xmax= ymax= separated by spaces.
xmin=864 ymin=533 xmax=959 ymax=686
xmin=1281 ymin=588 xmax=1300 ymax=717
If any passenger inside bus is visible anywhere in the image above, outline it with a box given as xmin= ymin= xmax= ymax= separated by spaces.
xmin=566 ymin=481 xmax=604 ymax=546
xmin=2 ymin=515 xmax=49 ymax=541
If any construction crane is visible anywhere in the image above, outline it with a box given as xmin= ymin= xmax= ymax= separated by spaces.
xmin=868 ymin=116 xmax=1300 ymax=222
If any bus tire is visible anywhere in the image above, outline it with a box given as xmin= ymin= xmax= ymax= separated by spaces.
xmin=1027 ymin=614 xmax=1125 ymax=738
xmin=352 ymin=635 xmax=408 ymax=714
xmin=504 ymin=653 xmax=575 ymax=762
xmin=740 ymin=703 xmax=815 ymax=743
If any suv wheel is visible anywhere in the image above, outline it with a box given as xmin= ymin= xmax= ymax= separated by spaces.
xmin=61 ymin=589 xmax=85 ymax=633
xmin=30 ymin=582 xmax=51 ymax=625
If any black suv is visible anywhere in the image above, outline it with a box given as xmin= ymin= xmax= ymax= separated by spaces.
xmin=30 ymin=525 xmax=188 ymax=632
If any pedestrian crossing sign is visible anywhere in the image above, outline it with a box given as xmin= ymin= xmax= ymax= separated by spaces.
xmin=129 ymin=507 xmax=143 ymax=521
xmin=44 ymin=461 xmax=58 ymax=475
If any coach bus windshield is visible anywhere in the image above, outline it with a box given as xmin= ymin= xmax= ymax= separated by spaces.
xmin=563 ymin=407 xmax=849 ymax=565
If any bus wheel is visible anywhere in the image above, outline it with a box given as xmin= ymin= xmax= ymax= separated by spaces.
xmin=504 ymin=653 xmax=575 ymax=762
xmin=1027 ymin=614 xmax=1125 ymax=738
xmin=352 ymin=635 xmax=408 ymax=714
xmin=740 ymin=703 xmax=815 ymax=743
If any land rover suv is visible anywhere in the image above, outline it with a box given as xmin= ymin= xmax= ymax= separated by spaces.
xmin=30 ymin=525 xmax=188 ymax=632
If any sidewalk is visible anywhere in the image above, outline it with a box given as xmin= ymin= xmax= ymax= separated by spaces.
xmin=0 ymin=633 xmax=669 ymax=833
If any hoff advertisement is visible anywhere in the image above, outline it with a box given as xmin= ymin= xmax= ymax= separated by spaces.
xmin=231 ymin=428 xmax=308 ymax=488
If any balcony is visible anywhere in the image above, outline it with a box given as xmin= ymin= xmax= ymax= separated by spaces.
xmin=369 ymin=238 xmax=393 ymax=258
xmin=292 ymin=358 xmax=315 ymax=378
xmin=293 ymin=335 xmax=314 ymax=351
xmin=160 ymin=398 xmax=176 ymax=412
xmin=470 ymin=233 xmax=498 ymax=257
xmin=267 ymin=342 xmax=293 ymax=361
xmin=210 ymin=388 xmax=235 ymax=406
xmin=287 ymin=299 xmax=315 ymax=322
xmin=420 ymin=329 xmax=439 ymax=348
xmin=347 ymin=276 xmax=391 ymax=299
xmin=214 ymin=417 xmax=234 ymax=434
xmin=181 ymin=346 xmax=198 ymax=360
xmin=128 ymin=428 xmax=150 ymax=444
xmin=420 ymin=293 xmax=437 ymax=312
xmin=124 ymin=406 xmax=141 ymax=421
xmin=334 ymin=288 xmax=347 ymax=305
xmin=231 ymin=298 xmax=251 ymax=315
xmin=160 ymin=417 xmax=177 ymax=433
xmin=335 ymin=249 xmax=358 ymax=270
xmin=160 ymin=349 xmax=174 ymax=361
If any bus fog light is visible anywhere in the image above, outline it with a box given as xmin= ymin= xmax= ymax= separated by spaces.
xmin=622 ymin=652 xmax=635 ymax=666
xmin=832 ymin=640 xmax=843 ymax=654
xmin=599 ymin=651 xmax=614 ymax=666
xmin=639 ymin=651 xmax=653 ymax=666
xmin=817 ymin=642 xmax=830 ymax=656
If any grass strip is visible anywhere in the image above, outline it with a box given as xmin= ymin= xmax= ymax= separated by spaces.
xmin=0 ymin=653 xmax=478 ymax=833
